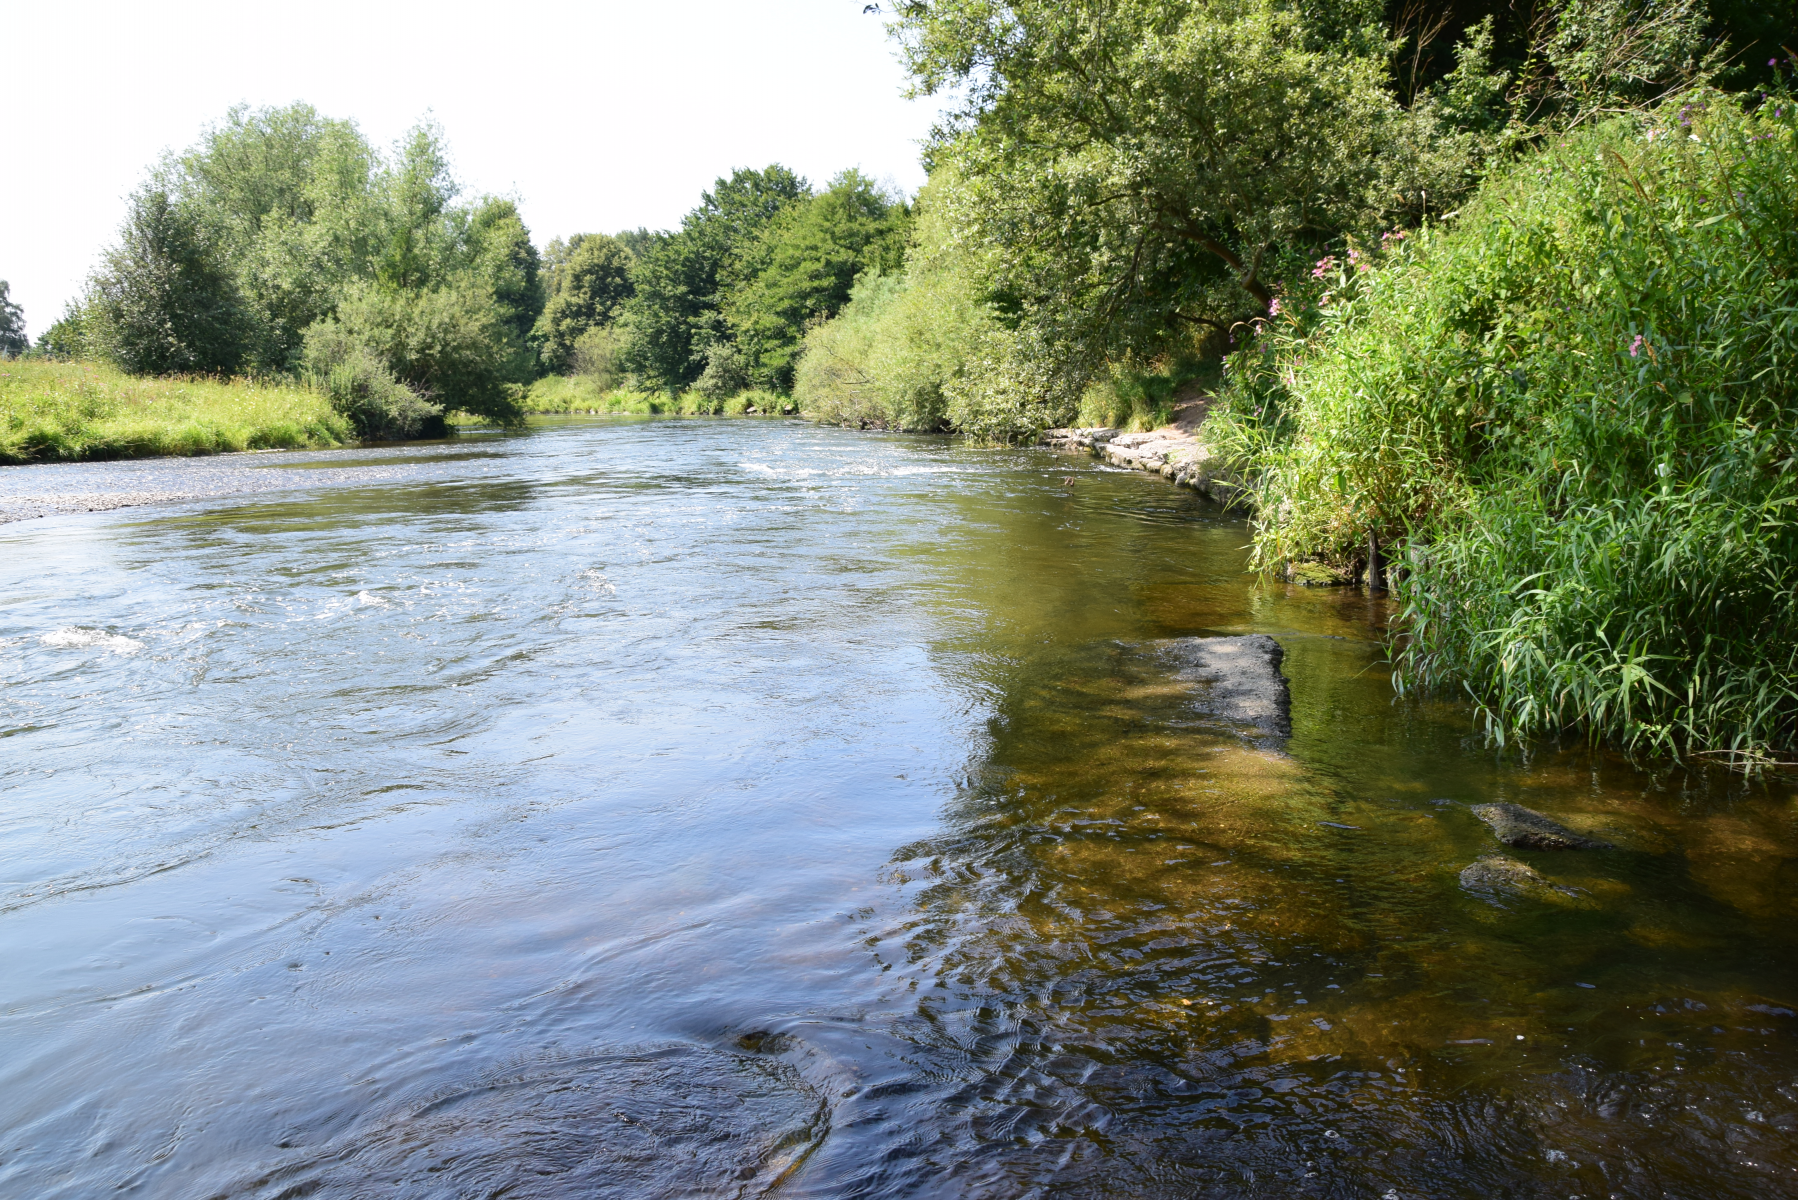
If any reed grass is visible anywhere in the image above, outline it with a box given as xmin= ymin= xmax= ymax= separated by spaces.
xmin=0 ymin=360 xmax=354 ymax=464
xmin=1212 ymin=86 xmax=1798 ymax=764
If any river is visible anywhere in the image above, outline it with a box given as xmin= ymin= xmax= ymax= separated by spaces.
xmin=1 ymin=417 xmax=1794 ymax=1199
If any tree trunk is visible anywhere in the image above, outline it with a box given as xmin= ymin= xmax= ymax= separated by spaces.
xmin=1366 ymin=531 xmax=1386 ymax=591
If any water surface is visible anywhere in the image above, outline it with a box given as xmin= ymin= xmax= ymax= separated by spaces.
xmin=2 ymin=418 xmax=1794 ymax=1198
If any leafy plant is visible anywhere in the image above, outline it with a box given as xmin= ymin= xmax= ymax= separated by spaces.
xmin=1212 ymin=85 xmax=1798 ymax=762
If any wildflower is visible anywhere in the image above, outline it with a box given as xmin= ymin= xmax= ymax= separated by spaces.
xmin=1311 ymin=255 xmax=1336 ymax=279
xmin=1269 ymin=298 xmax=1282 ymax=316
xmin=1629 ymin=334 xmax=1647 ymax=358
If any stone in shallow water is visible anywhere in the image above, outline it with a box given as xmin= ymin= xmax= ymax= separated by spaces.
xmin=1460 ymin=855 xmax=1554 ymax=894
xmin=1158 ymin=634 xmax=1291 ymax=742
xmin=1458 ymin=855 xmax=1596 ymax=908
xmin=231 ymin=1044 xmax=826 ymax=1199
xmin=1472 ymin=802 xmax=1613 ymax=850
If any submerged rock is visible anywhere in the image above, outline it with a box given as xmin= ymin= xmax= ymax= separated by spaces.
xmin=227 ymin=1043 xmax=826 ymax=1199
xmin=1158 ymin=634 xmax=1291 ymax=742
xmin=1459 ymin=855 xmax=1594 ymax=907
xmin=1285 ymin=561 xmax=1355 ymax=587
xmin=1472 ymin=802 xmax=1613 ymax=850
xmin=1460 ymin=855 xmax=1552 ymax=893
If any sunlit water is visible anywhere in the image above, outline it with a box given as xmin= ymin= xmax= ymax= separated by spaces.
xmin=1 ymin=418 xmax=1794 ymax=1199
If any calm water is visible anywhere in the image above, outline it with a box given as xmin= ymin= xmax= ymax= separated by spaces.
xmin=1 ymin=418 xmax=1794 ymax=1199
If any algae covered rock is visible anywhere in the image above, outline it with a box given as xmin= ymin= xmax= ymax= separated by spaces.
xmin=1285 ymin=561 xmax=1354 ymax=587
xmin=1458 ymin=855 xmax=1592 ymax=905
xmin=1472 ymin=802 xmax=1612 ymax=850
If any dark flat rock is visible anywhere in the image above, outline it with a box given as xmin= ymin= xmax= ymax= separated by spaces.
xmin=1158 ymin=634 xmax=1291 ymax=742
xmin=1472 ymin=802 xmax=1612 ymax=850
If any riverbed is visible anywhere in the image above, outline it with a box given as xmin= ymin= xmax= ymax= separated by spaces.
xmin=1 ymin=417 xmax=1794 ymax=1198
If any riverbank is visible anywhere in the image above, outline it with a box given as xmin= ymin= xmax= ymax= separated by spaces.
xmin=1042 ymin=398 xmax=1246 ymax=509
xmin=0 ymin=361 xmax=353 ymax=464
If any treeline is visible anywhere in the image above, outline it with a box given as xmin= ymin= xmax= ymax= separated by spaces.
xmin=31 ymin=107 xmax=911 ymax=435
xmin=542 ymin=165 xmax=908 ymax=401
xmin=789 ymin=0 xmax=1791 ymax=439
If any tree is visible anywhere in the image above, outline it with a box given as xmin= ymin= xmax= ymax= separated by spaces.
xmin=0 ymin=281 xmax=26 ymax=358
xmin=891 ymin=0 xmax=1414 ymax=353
xmin=165 ymin=102 xmax=380 ymax=370
xmin=723 ymin=170 xmax=911 ymax=391
xmin=533 ymin=233 xmax=633 ymax=372
xmin=87 ymin=187 xmax=253 ymax=375
xmin=466 ymin=197 xmax=546 ymax=348
xmin=618 ymin=165 xmax=808 ymax=390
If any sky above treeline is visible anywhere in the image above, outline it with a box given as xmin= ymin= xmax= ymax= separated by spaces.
xmin=3 ymin=0 xmax=939 ymax=339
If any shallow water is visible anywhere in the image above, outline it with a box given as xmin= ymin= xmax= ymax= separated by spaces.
xmin=1 ymin=418 xmax=1794 ymax=1199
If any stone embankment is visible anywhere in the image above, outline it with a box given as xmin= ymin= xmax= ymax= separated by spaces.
xmin=1041 ymin=401 xmax=1246 ymax=509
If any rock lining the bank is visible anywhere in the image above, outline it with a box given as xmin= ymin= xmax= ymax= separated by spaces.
xmin=1042 ymin=400 xmax=1247 ymax=508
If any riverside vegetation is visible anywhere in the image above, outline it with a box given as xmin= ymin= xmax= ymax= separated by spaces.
xmin=6 ymin=0 xmax=1794 ymax=761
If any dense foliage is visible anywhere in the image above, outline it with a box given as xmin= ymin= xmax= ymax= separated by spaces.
xmin=54 ymin=105 xmax=539 ymax=432
xmin=1212 ymin=88 xmax=1798 ymax=761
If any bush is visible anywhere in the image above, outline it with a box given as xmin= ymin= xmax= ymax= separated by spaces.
xmin=569 ymin=324 xmax=627 ymax=391
xmin=794 ymin=263 xmax=988 ymax=432
xmin=692 ymin=342 xmax=749 ymax=401
xmin=301 ymin=323 xmax=444 ymax=440
xmin=1212 ymin=87 xmax=1798 ymax=763
xmin=320 ymin=281 xmax=527 ymax=427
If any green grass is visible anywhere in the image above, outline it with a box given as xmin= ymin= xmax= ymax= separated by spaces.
xmin=1211 ymin=87 xmax=1798 ymax=765
xmin=523 ymin=374 xmax=794 ymax=418
xmin=0 ymin=360 xmax=354 ymax=463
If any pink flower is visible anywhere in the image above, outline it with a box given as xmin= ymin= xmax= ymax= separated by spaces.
xmin=1269 ymin=298 xmax=1282 ymax=315
xmin=1629 ymin=334 xmax=1646 ymax=357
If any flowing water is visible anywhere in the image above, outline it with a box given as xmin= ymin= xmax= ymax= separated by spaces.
xmin=1 ymin=418 xmax=1794 ymax=1199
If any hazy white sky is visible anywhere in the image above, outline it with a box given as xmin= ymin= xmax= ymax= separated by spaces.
xmin=3 ymin=0 xmax=943 ymax=338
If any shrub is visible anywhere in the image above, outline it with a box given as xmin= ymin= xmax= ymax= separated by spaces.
xmin=794 ymin=265 xmax=988 ymax=432
xmin=301 ymin=322 xmax=444 ymax=440
xmin=692 ymin=342 xmax=749 ymax=401
xmin=1212 ymin=87 xmax=1798 ymax=763
xmin=320 ymin=280 xmax=526 ymax=427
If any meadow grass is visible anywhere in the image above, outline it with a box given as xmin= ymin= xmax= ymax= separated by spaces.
xmin=1211 ymin=89 xmax=1798 ymax=764
xmin=0 ymin=360 xmax=354 ymax=464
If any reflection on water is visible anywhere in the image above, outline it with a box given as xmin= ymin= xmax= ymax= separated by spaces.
xmin=0 ymin=417 xmax=1793 ymax=1199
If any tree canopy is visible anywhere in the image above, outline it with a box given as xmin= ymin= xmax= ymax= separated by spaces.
xmin=64 ymin=103 xmax=542 ymax=428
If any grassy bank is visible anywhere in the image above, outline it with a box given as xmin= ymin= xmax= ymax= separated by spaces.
xmin=1212 ymin=90 xmax=1798 ymax=764
xmin=1 ymin=361 xmax=353 ymax=463
xmin=523 ymin=374 xmax=793 ymax=417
